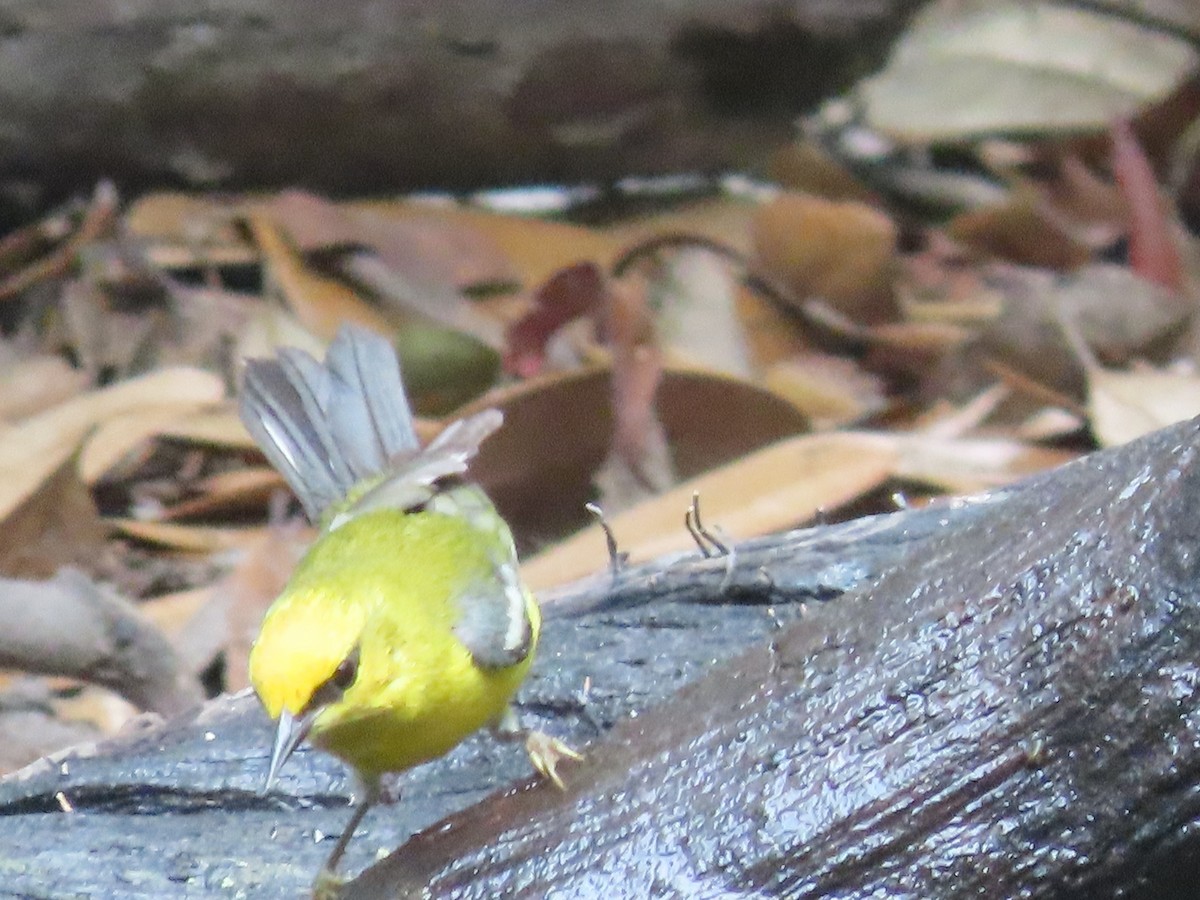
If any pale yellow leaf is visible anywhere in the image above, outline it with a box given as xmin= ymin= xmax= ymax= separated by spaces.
xmin=523 ymin=431 xmax=899 ymax=591
xmin=1088 ymin=365 xmax=1200 ymax=447
xmin=107 ymin=520 xmax=269 ymax=553
xmin=0 ymin=368 xmax=224 ymax=522
xmin=157 ymin=405 xmax=257 ymax=450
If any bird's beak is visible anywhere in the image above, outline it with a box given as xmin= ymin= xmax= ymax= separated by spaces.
xmin=263 ymin=708 xmax=313 ymax=793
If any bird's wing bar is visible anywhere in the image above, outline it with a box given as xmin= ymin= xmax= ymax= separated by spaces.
xmin=338 ymin=409 xmax=503 ymax=523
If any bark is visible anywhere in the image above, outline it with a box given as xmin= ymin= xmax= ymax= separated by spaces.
xmin=3 ymin=416 xmax=1200 ymax=896
xmin=0 ymin=0 xmax=916 ymax=217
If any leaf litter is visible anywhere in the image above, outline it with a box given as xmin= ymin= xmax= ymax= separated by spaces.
xmin=1 ymin=3 xmax=1200 ymax=770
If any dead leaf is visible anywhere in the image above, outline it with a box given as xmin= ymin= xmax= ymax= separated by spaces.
xmin=159 ymin=468 xmax=287 ymax=522
xmin=1112 ymin=118 xmax=1185 ymax=292
xmin=0 ymin=451 xmax=107 ymax=579
xmin=107 ymin=520 xmax=269 ymax=554
xmin=524 ymin=431 xmax=899 ymax=590
xmin=947 ymin=187 xmax=1094 ymax=270
xmin=600 ymin=277 xmax=673 ymax=510
xmin=1087 ymin=363 xmax=1200 ymax=446
xmin=506 ymin=262 xmax=605 ymax=378
xmin=245 ymin=210 xmax=390 ymax=339
xmin=0 ymin=354 xmax=88 ymax=423
xmin=80 ymin=406 xmax=215 ymax=485
xmin=0 ymin=367 xmax=224 ymax=523
xmin=753 ymin=192 xmax=898 ymax=324
xmin=859 ymin=0 xmax=1197 ymax=141
xmin=763 ymin=353 xmax=888 ymax=429
xmin=769 ymin=139 xmax=877 ymax=202
xmin=462 ymin=365 xmax=810 ymax=549
xmin=157 ymin=404 xmax=258 ymax=451
xmin=124 ymin=191 xmax=253 ymax=270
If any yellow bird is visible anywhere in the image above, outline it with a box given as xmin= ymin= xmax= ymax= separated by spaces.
xmin=240 ymin=324 xmax=578 ymax=891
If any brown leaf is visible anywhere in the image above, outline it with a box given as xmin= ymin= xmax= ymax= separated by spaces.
xmin=107 ymin=520 xmax=269 ymax=554
xmin=947 ymin=188 xmax=1093 ymax=270
xmin=752 ymin=192 xmax=898 ymax=324
xmin=124 ymin=191 xmax=253 ymax=270
xmin=763 ymin=353 xmax=888 ymax=429
xmin=0 ymin=354 xmax=88 ymax=423
xmin=158 ymin=468 xmax=287 ymax=522
xmin=0 ymin=451 xmax=107 ymax=579
xmin=602 ymin=277 xmax=673 ymax=509
xmin=244 ymin=210 xmax=390 ymax=339
xmin=462 ymin=365 xmax=809 ymax=550
xmin=346 ymin=201 xmax=519 ymax=291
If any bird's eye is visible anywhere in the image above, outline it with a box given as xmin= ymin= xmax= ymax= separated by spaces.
xmin=331 ymin=651 xmax=359 ymax=691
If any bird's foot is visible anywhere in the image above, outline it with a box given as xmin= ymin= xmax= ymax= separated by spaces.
xmin=524 ymin=730 xmax=583 ymax=790
xmin=311 ymin=868 xmax=345 ymax=900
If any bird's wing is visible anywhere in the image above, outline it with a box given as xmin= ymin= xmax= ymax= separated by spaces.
xmin=334 ymin=409 xmax=503 ymax=526
xmin=448 ymin=502 xmax=535 ymax=670
xmin=239 ymin=324 xmax=421 ymax=521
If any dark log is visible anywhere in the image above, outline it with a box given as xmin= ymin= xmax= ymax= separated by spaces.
xmin=350 ymin=416 xmax=1200 ymax=899
xmin=3 ymin=417 xmax=1200 ymax=896
xmin=0 ymin=0 xmax=916 ymax=219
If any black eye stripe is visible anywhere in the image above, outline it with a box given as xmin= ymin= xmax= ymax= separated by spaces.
xmin=300 ymin=644 xmax=361 ymax=714
xmin=332 ymin=655 xmax=358 ymax=689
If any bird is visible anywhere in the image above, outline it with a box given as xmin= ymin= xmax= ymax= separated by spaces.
xmin=239 ymin=323 xmax=579 ymax=893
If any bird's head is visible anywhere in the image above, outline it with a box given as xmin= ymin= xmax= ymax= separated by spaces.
xmin=248 ymin=595 xmax=366 ymax=791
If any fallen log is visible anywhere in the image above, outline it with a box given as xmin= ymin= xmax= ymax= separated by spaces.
xmin=0 ymin=0 xmax=914 ymax=219
xmin=2 ymin=416 xmax=1199 ymax=897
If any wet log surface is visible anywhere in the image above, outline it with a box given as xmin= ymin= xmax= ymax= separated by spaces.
xmin=3 ymin=417 xmax=1200 ymax=897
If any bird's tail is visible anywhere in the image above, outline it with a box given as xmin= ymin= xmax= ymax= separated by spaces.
xmin=239 ymin=324 xmax=499 ymax=523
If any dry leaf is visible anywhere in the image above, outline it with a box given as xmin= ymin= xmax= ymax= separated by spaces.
xmin=433 ymin=207 xmax=618 ymax=289
xmin=947 ymin=188 xmax=1093 ymax=270
xmin=506 ymin=262 xmax=605 ymax=378
xmin=753 ymin=192 xmax=898 ymax=324
xmin=158 ymin=404 xmax=258 ymax=451
xmin=859 ymin=0 xmax=1197 ymax=140
xmin=108 ymin=519 xmax=269 ymax=554
xmin=763 ymin=354 xmax=887 ymax=429
xmin=655 ymin=247 xmax=753 ymax=379
xmin=346 ymin=199 xmax=519 ymax=291
xmin=605 ymin=197 xmax=760 ymax=260
xmin=461 ymin=365 xmax=810 ymax=549
xmin=124 ymin=191 xmax=253 ymax=270
xmin=892 ymin=433 xmax=1076 ymax=494
xmin=1087 ymin=364 xmax=1200 ymax=446
xmin=0 ymin=354 xmax=88 ymax=422
xmin=0 ymin=367 xmax=224 ymax=523
xmin=524 ymin=431 xmax=899 ymax=591
xmin=80 ymin=406 xmax=212 ymax=485
xmin=159 ymin=468 xmax=287 ymax=522
xmin=0 ymin=451 xmax=107 ymax=579
xmin=245 ymin=210 xmax=390 ymax=339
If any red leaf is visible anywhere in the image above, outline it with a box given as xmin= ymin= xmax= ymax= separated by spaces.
xmin=504 ymin=262 xmax=605 ymax=378
xmin=1111 ymin=118 xmax=1183 ymax=292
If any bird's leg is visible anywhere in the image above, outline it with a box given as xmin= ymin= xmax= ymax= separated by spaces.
xmin=311 ymin=777 xmax=380 ymax=900
xmin=491 ymin=707 xmax=582 ymax=790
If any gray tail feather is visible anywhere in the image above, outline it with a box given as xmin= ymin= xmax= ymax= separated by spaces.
xmin=239 ymin=324 xmax=420 ymax=521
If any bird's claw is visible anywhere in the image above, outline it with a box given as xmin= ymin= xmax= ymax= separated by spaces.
xmin=525 ymin=730 xmax=583 ymax=790
xmin=311 ymin=868 xmax=346 ymax=900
